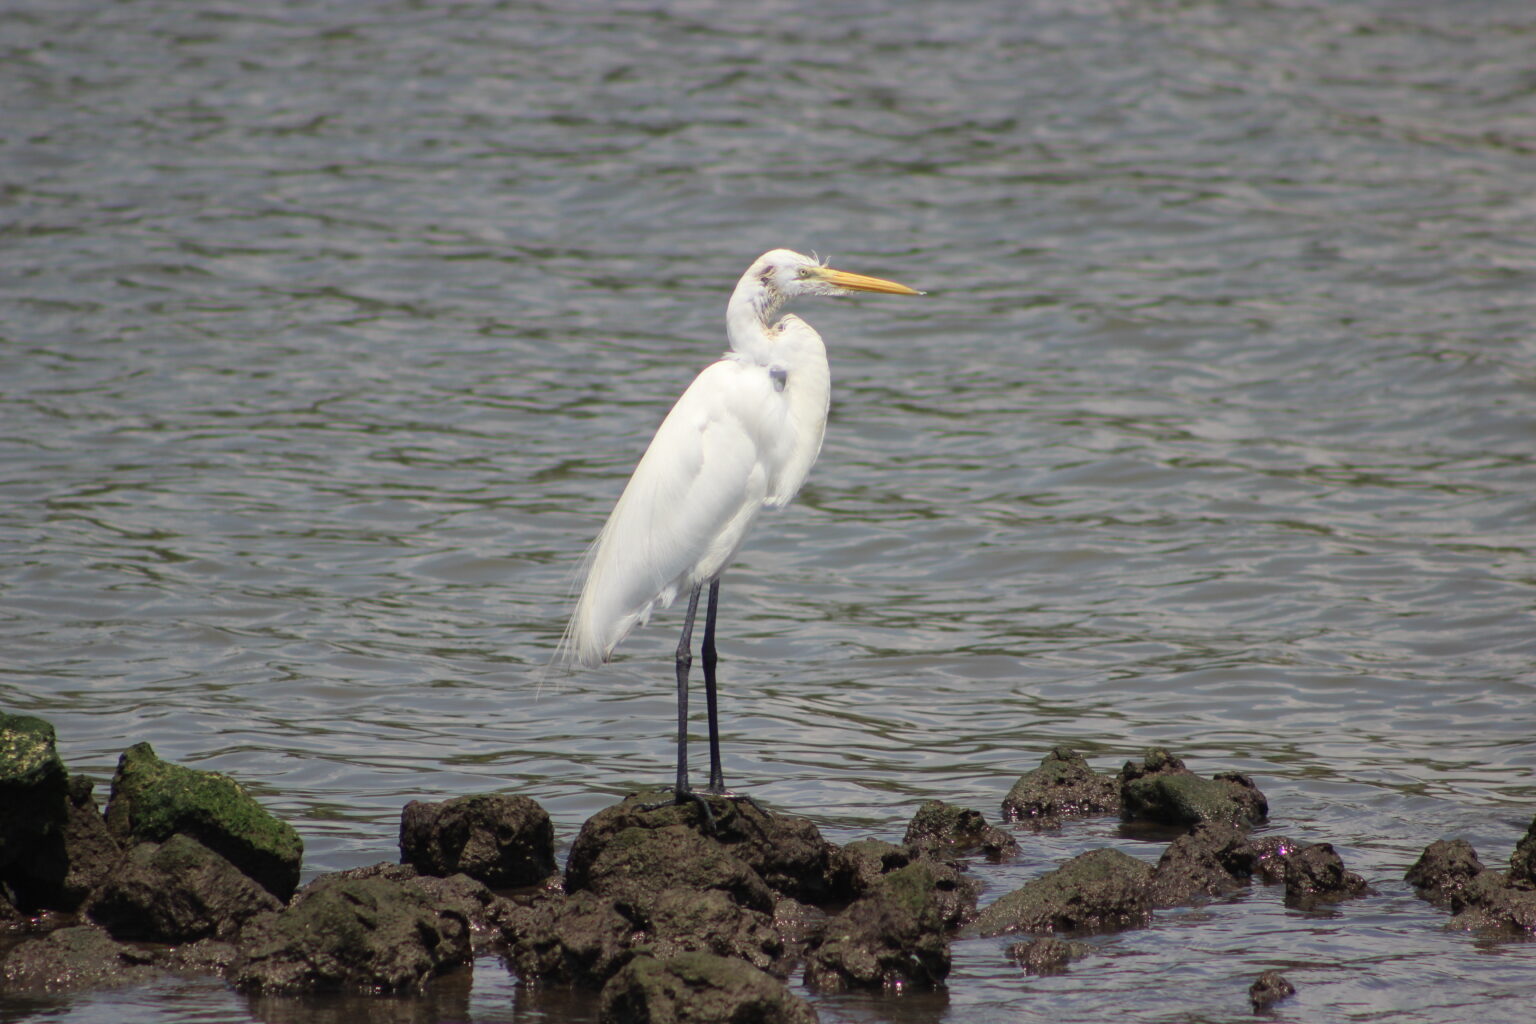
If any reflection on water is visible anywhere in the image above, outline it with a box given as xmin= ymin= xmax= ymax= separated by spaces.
xmin=4 ymin=0 xmax=1536 ymax=1022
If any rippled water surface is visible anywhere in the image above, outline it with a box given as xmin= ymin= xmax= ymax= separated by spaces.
xmin=4 ymin=0 xmax=1536 ymax=1021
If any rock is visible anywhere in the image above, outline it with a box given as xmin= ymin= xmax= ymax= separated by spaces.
xmin=1001 ymin=747 xmax=1120 ymax=824
xmin=578 ymin=824 xmax=775 ymax=914
xmin=903 ymin=800 xmax=1019 ymax=860
xmin=395 ymin=868 xmax=521 ymax=951
xmin=1119 ymin=750 xmax=1267 ymax=829
xmin=1508 ymin=814 xmax=1536 ymax=885
xmin=974 ymin=848 xmax=1153 ymax=937
xmin=771 ymin=895 xmax=828 ymax=960
xmin=828 ymin=839 xmax=921 ymax=898
xmin=400 ymin=793 xmax=556 ymax=888
xmin=230 ymin=872 xmax=471 ymax=993
xmin=1250 ymin=835 xmax=1304 ymax=883
xmin=1146 ymin=822 xmax=1257 ymax=907
xmin=566 ymin=791 xmax=836 ymax=903
xmin=599 ymin=951 xmax=818 ymax=1024
xmin=1405 ymin=839 xmax=1484 ymax=907
xmin=0 ymin=713 xmax=71 ymax=909
xmin=1249 ymin=969 xmax=1295 ymax=1010
xmin=505 ymin=890 xmax=640 ymax=987
xmin=86 ymin=834 xmax=282 ymax=943
xmin=104 ymin=742 xmax=302 ymax=902
xmin=1446 ymin=871 xmax=1536 ymax=935
xmin=1280 ymin=843 xmax=1368 ymax=908
xmin=0 ymin=924 xmax=160 ymax=993
xmin=1007 ymin=936 xmax=1091 ymax=975
xmin=803 ymin=860 xmax=973 ymax=991
xmin=4 ymin=773 xmax=124 ymax=914
xmin=504 ymin=884 xmax=787 ymax=987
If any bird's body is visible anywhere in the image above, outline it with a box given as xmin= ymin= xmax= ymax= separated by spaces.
xmin=559 ymin=249 xmax=920 ymax=799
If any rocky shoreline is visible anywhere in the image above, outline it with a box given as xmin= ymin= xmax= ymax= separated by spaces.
xmin=3 ymin=714 xmax=1534 ymax=1021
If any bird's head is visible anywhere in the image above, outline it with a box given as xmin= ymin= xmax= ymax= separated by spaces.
xmin=749 ymin=249 xmax=924 ymax=301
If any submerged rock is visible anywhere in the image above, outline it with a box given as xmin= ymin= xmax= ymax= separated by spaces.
xmin=87 ymin=833 xmax=282 ymax=943
xmin=400 ymin=792 xmax=556 ymax=888
xmin=975 ymin=847 xmax=1153 ymax=938
xmin=599 ymin=951 xmax=818 ymax=1024
xmin=1405 ymin=839 xmax=1484 ymax=908
xmin=1119 ymin=750 xmax=1268 ymax=829
xmin=1146 ymin=822 xmax=1258 ymax=907
xmin=1249 ymin=969 xmax=1295 ymax=1010
xmin=903 ymin=800 xmax=1019 ymax=860
xmin=1001 ymin=747 xmax=1120 ymax=824
xmin=1007 ymin=936 xmax=1091 ymax=975
xmin=231 ymin=871 xmax=471 ymax=993
xmin=105 ymin=742 xmax=302 ymax=903
xmin=1280 ymin=843 xmax=1369 ymax=908
xmin=803 ymin=860 xmax=970 ymax=992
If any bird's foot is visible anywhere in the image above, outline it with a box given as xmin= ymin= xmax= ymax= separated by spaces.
xmin=705 ymin=786 xmax=766 ymax=815
xmin=637 ymin=787 xmax=721 ymax=832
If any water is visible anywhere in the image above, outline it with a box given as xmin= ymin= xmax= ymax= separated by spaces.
xmin=3 ymin=0 xmax=1535 ymax=1020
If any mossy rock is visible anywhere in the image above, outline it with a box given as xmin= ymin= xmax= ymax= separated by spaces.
xmin=974 ymin=847 xmax=1153 ymax=937
xmin=0 ymin=712 xmax=70 ymax=871
xmin=105 ymin=742 xmax=301 ymax=902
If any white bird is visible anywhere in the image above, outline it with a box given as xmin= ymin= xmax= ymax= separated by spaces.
xmin=559 ymin=248 xmax=921 ymax=801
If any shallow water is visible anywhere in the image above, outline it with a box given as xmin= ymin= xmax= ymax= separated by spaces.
xmin=3 ymin=0 xmax=1535 ymax=1021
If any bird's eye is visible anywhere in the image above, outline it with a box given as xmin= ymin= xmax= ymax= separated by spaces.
xmin=797 ymin=267 xmax=813 ymax=278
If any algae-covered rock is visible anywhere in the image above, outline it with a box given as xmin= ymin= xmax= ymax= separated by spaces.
xmin=599 ymin=951 xmax=818 ymax=1024
xmin=1001 ymin=747 xmax=1120 ymax=824
xmin=87 ymin=834 xmax=282 ymax=943
xmin=0 ymin=713 xmax=69 ymax=873
xmin=231 ymin=873 xmax=471 ymax=993
xmin=579 ymin=824 xmax=775 ymax=914
xmin=974 ymin=847 xmax=1154 ymax=937
xmin=400 ymin=792 xmax=556 ymax=888
xmin=566 ymin=791 xmax=835 ymax=903
xmin=105 ymin=742 xmax=301 ymax=902
xmin=803 ymin=860 xmax=970 ymax=991
xmin=1118 ymin=750 xmax=1267 ymax=828
xmin=903 ymin=800 xmax=1019 ymax=860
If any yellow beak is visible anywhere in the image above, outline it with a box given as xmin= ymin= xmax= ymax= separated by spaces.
xmin=817 ymin=267 xmax=925 ymax=296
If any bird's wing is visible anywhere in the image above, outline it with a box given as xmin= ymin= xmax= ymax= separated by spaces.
xmin=564 ymin=358 xmax=788 ymax=664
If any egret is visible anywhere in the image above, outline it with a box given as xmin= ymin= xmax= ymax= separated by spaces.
xmin=559 ymin=248 xmax=922 ymax=803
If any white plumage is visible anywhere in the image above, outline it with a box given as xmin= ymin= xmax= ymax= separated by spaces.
xmin=557 ymin=248 xmax=921 ymax=797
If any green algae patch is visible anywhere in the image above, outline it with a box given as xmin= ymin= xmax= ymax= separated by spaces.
xmin=105 ymin=741 xmax=302 ymax=902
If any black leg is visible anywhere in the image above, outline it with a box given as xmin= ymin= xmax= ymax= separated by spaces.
xmin=673 ymin=583 xmax=702 ymax=799
xmin=702 ymin=578 xmax=724 ymax=793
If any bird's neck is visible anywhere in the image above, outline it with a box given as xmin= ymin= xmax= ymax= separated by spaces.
xmin=725 ymin=275 xmax=785 ymax=361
